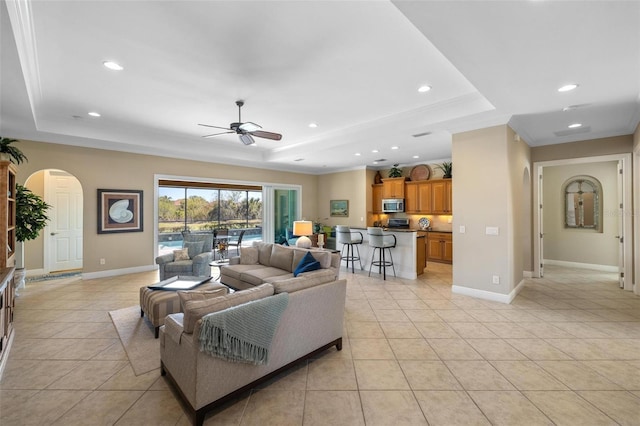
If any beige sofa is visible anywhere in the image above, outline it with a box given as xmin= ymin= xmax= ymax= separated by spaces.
xmin=220 ymin=242 xmax=340 ymax=290
xmin=160 ymin=278 xmax=347 ymax=425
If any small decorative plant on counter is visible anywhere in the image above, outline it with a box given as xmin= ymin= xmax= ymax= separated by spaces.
xmin=388 ymin=164 xmax=403 ymax=178
xmin=0 ymin=137 xmax=28 ymax=165
xmin=436 ymin=161 xmax=452 ymax=178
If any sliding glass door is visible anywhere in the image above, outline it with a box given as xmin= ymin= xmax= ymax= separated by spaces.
xmin=260 ymin=185 xmax=301 ymax=244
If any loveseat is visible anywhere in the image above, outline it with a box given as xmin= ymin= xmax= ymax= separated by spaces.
xmin=220 ymin=242 xmax=340 ymax=290
xmin=160 ymin=278 xmax=347 ymax=425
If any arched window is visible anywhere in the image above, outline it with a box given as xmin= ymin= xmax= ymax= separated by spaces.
xmin=562 ymin=175 xmax=602 ymax=231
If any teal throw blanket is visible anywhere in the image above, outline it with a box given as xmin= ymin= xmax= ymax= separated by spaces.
xmin=199 ymin=293 xmax=289 ymax=365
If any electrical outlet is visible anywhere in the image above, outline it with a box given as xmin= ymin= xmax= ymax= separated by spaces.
xmin=492 ymin=275 xmax=500 ymax=284
xmin=100 ymin=258 xmax=106 ymax=265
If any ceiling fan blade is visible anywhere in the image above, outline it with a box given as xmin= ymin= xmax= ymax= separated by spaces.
xmin=202 ymin=131 xmax=234 ymax=138
xmin=250 ymin=130 xmax=282 ymax=141
xmin=198 ymin=123 xmax=232 ymax=131
xmin=239 ymin=122 xmax=262 ymax=132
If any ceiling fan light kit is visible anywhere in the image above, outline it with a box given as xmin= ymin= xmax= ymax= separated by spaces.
xmin=199 ymin=100 xmax=282 ymax=145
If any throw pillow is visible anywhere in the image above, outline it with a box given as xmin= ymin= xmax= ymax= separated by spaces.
xmin=177 ymin=286 xmax=228 ymax=311
xmin=270 ymin=244 xmax=294 ymax=272
xmin=183 ymin=240 xmax=205 ymax=259
xmin=240 ymin=246 xmax=259 ymax=265
xmin=293 ymin=251 xmax=321 ymax=277
xmin=173 ymin=248 xmax=190 ymax=261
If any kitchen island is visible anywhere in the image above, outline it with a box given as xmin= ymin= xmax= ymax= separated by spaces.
xmin=337 ymin=228 xmax=422 ymax=279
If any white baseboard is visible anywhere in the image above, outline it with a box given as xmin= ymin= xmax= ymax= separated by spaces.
xmin=543 ymin=259 xmax=618 ymax=272
xmin=523 ymin=270 xmax=533 ymax=278
xmin=25 ymin=268 xmax=45 ymax=277
xmin=82 ymin=264 xmax=157 ymax=280
xmin=452 ymin=279 xmax=526 ymax=305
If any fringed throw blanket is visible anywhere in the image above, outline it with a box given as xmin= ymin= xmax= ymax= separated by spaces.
xmin=199 ymin=293 xmax=289 ymax=365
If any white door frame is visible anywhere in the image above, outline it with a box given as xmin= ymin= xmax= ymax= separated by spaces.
xmin=533 ymin=153 xmax=633 ymax=290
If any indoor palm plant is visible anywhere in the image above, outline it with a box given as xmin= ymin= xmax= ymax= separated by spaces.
xmin=0 ymin=137 xmax=28 ymax=165
xmin=14 ymin=184 xmax=51 ymax=289
xmin=436 ymin=161 xmax=452 ymax=178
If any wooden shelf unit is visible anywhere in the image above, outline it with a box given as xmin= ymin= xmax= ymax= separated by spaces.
xmin=0 ymin=160 xmax=16 ymax=378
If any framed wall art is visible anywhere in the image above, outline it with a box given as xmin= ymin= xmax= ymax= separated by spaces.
xmin=330 ymin=199 xmax=349 ymax=217
xmin=97 ymin=189 xmax=143 ymax=234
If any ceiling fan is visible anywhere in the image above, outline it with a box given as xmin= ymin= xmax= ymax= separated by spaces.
xmin=198 ymin=100 xmax=282 ymax=145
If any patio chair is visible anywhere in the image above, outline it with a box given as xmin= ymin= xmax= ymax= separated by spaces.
xmin=227 ymin=229 xmax=246 ymax=256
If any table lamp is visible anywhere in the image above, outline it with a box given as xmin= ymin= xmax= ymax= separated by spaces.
xmin=292 ymin=220 xmax=313 ymax=248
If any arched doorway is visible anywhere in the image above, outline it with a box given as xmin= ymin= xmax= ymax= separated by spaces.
xmin=23 ymin=169 xmax=83 ymax=275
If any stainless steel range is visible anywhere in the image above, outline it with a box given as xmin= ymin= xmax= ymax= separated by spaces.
xmin=387 ymin=218 xmax=410 ymax=229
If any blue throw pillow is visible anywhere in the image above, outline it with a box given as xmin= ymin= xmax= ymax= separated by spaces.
xmin=293 ymin=251 xmax=321 ymax=277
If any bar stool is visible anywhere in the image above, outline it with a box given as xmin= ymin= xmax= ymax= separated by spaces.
xmin=367 ymin=227 xmax=397 ymax=280
xmin=336 ymin=225 xmax=363 ymax=273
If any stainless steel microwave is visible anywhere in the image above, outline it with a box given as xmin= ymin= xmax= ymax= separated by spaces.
xmin=382 ymin=198 xmax=404 ymax=213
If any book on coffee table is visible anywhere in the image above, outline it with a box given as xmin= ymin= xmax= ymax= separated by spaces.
xmin=147 ymin=275 xmax=212 ymax=291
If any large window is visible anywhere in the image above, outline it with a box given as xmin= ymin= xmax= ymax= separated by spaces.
xmin=158 ymin=181 xmax=263 ymax=254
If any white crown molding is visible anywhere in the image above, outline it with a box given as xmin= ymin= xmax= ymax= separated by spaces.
xmin=5 ymin=0 xmax=42 ymax=127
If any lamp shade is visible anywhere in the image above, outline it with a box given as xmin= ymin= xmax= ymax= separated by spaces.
xmin=293 ymin=220 xmax=313 ymax=248
xmin=292 ymin=220 xmax=313 ymax=236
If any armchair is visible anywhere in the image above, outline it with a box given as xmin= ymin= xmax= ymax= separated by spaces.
xmin=156 ymin=232 xmax=214 ymax=280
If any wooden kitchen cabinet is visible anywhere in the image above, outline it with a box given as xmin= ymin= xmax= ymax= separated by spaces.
xmin=417 ymin=182 xmax=432 ymax=212
xmin=381 ymin=177 xmax=405 ymax=199
xmin=405 ymin=181 xmax=432 ymax=214
xmin=371 ymin=184 xmax=383 ymax=213
xmin=431 ymin=179 xmax=452 ymax=214
xmin=404 ymin=182 xmax=418 ymax=213
xmin=416 ymin=233 xmax=426 ymax=275
xmin=427 ymin=232 xmax=452 ymax=264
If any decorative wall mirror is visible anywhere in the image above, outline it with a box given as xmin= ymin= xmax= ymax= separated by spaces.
xmin=562 ymin=175 xmax=602 ymax=230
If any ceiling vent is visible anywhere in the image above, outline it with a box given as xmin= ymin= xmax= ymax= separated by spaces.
xmin=554 ymin=126 xmax=591 ymax=137
xmin=412 ymin=131 xmax=432 ymax=137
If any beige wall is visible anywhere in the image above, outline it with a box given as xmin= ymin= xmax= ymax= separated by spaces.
xmin=506 ymin=126 xmax=532 ymax=284
xmin=543 ymin=161 xmax=619 ymax=266
xmin=452 ymin=125 xmax=512 ymax=295
xmin=317 ymin=168 xmax=368 ymax=229
xmin=531 ymin=135 xmax=633 ymax=162
xmin=17 ymin=140 xmax=319 ymax=274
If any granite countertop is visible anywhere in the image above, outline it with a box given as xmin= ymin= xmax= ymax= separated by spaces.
xmin=353 ymin=227 xmax=452 ymax=233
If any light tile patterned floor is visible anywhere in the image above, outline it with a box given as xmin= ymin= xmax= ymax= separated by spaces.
xmin=1 ymin=264 xmax=639 ymax=425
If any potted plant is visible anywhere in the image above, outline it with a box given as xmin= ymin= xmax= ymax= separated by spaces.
xmin=0 ymin=137 xmax=28 ymax=165
xmin=436 ymin=161 xmax=452 ymax=178
xmin=14 ymin=184 xmax=51 ymax=289
xmin=388 ymin=164 xmax=403 ymax=178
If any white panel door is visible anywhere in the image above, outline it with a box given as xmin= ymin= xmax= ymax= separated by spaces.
xmin=45 ymin=170 xmax=83 ymax=272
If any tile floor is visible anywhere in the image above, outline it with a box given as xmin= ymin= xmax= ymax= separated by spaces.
xmin=1 ymin=264 xmax=639 ymax=425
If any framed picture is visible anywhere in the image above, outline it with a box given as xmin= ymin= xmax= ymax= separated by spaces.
xmin=97 ymin=189 xmax=143 ymax=234
xmin=330 ymin=199 xmax=349 ymax=217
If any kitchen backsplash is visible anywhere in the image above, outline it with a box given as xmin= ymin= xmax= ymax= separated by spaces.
xmin=385 ymin=213 xmax=453 ymax=231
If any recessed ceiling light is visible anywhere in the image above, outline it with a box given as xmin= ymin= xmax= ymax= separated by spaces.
xmin=88 ymin=112 xmax=101 ymax=117
xmin=412 ymin=155 xmax=419 ymax=159
xmin=355 ymin=153 xmax=361 ymax=156
xmin=308 ymin=123 xmax=318 ymax=128
xmin=558 ymin=83 xmax=578 ymax=92
xmin=391 ymin=146 xmax=399 ymax=150
xmin=418 ymin=85 xmax=432 ymax=93
xmin=373 ymin=161 xmax=378 ymax=165
xmin=372 ymin=149 xmax=379 ymax=153
xmin=103 ymin=61 xmax=123 ymax=71
xmin=568 ymin=123 xmax=582 ymax=128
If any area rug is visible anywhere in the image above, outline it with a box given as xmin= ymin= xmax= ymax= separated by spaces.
xmin=109 ymin=306 xmax=160 ymax=376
